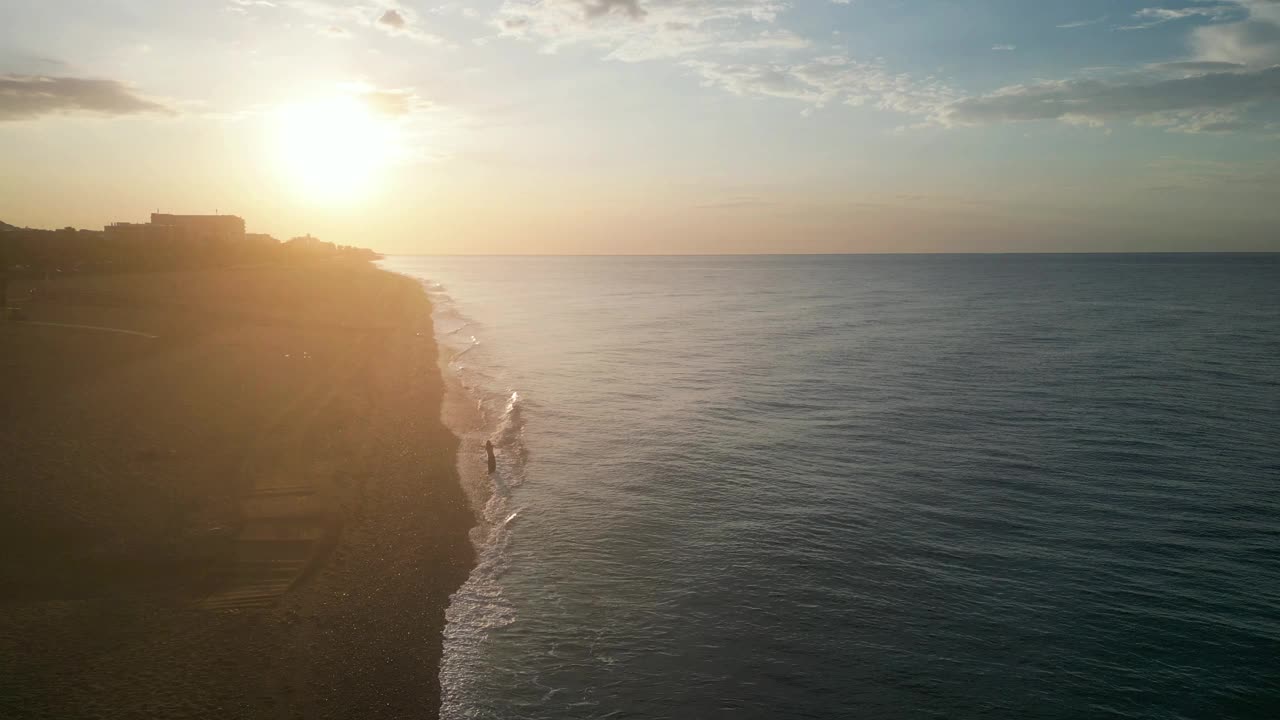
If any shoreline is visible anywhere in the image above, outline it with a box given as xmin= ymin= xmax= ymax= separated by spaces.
xmin=423 ymin=279 xmax=506 ymax=718
xmin=380 ymin=264 xmax=510 ymax=718
xmin=0 ymin=261 xmax=477 ymax=718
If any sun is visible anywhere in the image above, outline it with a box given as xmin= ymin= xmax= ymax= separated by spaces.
xmin=273 ymin=95 xmax=400 ymax=204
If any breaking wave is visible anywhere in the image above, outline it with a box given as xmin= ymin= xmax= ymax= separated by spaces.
xmin=422 ymin=281 xmax=530 ymax=719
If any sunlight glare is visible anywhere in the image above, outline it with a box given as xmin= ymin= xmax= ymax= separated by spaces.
xmin=274 ymin=95 xmax=400 ymax=204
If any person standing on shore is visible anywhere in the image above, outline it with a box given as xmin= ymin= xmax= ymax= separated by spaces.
xmin=485 ymin=440 xmax=496 ymax=474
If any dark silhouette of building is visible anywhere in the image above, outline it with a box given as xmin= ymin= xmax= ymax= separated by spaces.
xmin=150 ymin=214 xmax=245 ymax=243
xmin=105 ymin=214 xmax=245 ymax=245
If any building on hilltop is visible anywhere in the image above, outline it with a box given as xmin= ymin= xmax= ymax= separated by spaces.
xmin=101 ymin=212 xmax=270 ymax=267
xmin=149 ymin=213 xmax=245 ymax=243
xmin=103 ymin=221 xmax=154 ymax=242
xmin=105 ymin=214 xmax=246 ymax=244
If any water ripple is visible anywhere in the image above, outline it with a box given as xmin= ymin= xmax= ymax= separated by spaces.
xmin=383 ymin=254 xmax=1280 ymax=720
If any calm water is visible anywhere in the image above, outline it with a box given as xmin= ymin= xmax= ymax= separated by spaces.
xmin=381 ymin=255 xmax=1280 ymax=720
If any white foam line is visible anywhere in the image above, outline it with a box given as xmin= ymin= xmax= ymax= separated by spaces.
xmin=15 ymin=321 xmax=159 ymax=339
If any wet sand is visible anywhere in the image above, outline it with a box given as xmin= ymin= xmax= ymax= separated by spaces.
xmin=0 ymin=260 xmax=475 ymax=719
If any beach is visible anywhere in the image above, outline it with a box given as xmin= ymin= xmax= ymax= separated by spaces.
xmin=0 ymin=260 xmax=475 ymax=718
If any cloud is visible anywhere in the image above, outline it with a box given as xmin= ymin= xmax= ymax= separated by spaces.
xmin=231 ymin=0 xmax=444 ymax=44
xmin=1120 ymin=5 xmax=1241 ymax=31
xmin=227 ymin=0 xmax=277 ymax=10
xmin=1148 ymin=60 xmax=1248 ymax=74
xmin=494 ymin=0 xmax=788 ymax=61
xmin=491 ymin=1 xmax=963 ymax=120
xmin=488 ymin=0 xmax=1280 ymax=134
xmin=687 ymin=55 xmax=955 ymax=117
xmin=720 ymin=29 xmax=811 ymax=52
xmin=378 ymin=8 xmax=406 ymax=29
xmin=1058 ymin=16 xmax=1107 ymax=29
xmin=363 ymin=4 xmax=443 ymax=42
xmin=942 ymin=65 xmax=1280 ymax=128
xmin=579 ymin=0 xmax=646 ymax=20
xmin=687 ymin=59 xmax=838 ymax=104
xmin=1139 ymin=108 xmax=1260 ymax=133
xmin=916 ymin=0 xmax=1280 ymax=134
xmin=1192 ymin=0 xmax=1280 ymax=65
xmin=0 ymin=75 xmax=172 ymax=121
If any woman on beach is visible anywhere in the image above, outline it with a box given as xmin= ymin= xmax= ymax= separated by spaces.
xmin=485 ymin=440 xmax=496 ymax=474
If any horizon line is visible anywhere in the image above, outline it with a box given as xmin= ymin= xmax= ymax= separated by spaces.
xmin=377 ymin=251 xmax=1280 ymax=258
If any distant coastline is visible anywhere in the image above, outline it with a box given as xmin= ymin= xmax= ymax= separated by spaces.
xmin=1 ymin=214 xmax=377 ymax=275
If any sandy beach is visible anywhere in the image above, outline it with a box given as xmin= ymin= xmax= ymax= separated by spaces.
xmin=0 ymin=260 xmax=475 ymax=719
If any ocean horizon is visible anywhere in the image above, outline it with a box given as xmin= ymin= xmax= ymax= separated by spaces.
xmin=383 ymin=253 xmax=1279 ymax=720
xmin=387 ymin=252 xmax=1280 ymax=258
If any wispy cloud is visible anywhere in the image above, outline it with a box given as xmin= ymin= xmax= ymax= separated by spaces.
xmin=686 ymin=55 xmax=955 ymax=118
xmin=229 ymin=0 xmax=445 ymax=43
xmin=941 ymin=65 xmax=1280 ymax=129
xmin=1057 ymin=15 xmax=1107 ymax=29
xmin=490 ymin=0 xmax=957 ymax=118
xmin=1138 ymin=108 xmax=1258 ymax=133
xmin=1119 ymin=5 xmax=1241 ymax=31
xmin=480 ymin=0 xmax=1280 ymax=135
xmin=493 ymin=0 xmax=789 ymax=61
xmin=945 ymin=0 xmax=1280 ymax=133
xmin=0 ymin=75 xmax=172 ymax=121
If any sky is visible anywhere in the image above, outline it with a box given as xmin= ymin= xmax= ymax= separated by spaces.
xmin=1 ymin=0 xmax=1279 ymax=254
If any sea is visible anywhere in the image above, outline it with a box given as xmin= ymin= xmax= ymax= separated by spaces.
xmin=379 ymin=254 xmax=1280 ymax=720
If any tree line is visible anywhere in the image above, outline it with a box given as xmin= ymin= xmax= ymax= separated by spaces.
xmin=0 ymin=223 xmax=379 ymax=274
